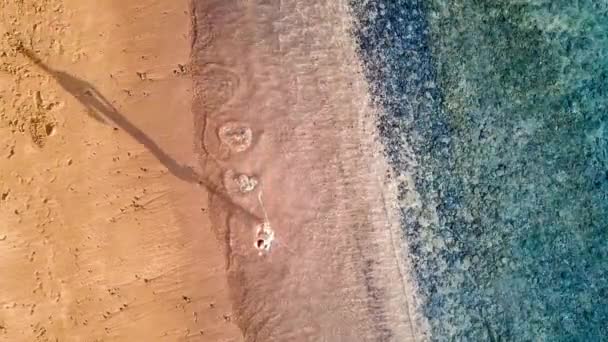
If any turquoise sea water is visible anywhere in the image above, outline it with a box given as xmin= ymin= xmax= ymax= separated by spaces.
xmin=352 ymin=1 xmax=608 ymax=341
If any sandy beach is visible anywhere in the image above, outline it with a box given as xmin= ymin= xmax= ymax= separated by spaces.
xmin=191 ymin=1 xmax=425 ymax=341
xmin=1 ymin=0 xmax=242 ymax=340
xmin=1 ymin=0 xmax=424 ymax=341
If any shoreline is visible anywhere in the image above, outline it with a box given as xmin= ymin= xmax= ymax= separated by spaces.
xmin=191 ymin=1 xmax=425 ymax=340
xmin=352 ymin=1 xmax=608 ymax=340
xmin=0 ymin=0 xmax=429 ymax=340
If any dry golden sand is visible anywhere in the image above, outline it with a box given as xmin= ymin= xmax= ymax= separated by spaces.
xmin=1 ymin=0 xmax=241 ymax=341
xmin=1 ymin=0 xmax=427 ymax=341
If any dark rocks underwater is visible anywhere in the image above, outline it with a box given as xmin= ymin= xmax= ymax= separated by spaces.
xmin=350 ymin=1 xmax=608 ymax=340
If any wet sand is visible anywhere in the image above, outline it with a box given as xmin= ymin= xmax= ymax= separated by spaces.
xmin=192 ymin=1 xmax=425 ymax=341
xmin=1 ymin=0 xmax=426 ymax=341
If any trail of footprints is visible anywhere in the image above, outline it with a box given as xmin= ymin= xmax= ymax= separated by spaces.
xmin=194 ymin=40 xmax=277 ymax=256
xmin=216 ymin=120 xmax=274 ymax=255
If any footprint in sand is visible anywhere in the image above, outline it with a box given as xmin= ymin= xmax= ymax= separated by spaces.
xmin=196 ymin=63 xmax=241 ymax=114
xmin=222 ymin=169 xmax=258 ymax=194
xmin=218 ymin=121 xmax=252 ymax=153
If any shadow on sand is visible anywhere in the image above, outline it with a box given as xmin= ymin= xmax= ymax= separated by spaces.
xmin=17 ymin=45 xmax=258 ymax=222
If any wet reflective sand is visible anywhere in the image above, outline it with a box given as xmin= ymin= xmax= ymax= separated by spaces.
xmin=191 ymin=1 xmax=425 ymax=341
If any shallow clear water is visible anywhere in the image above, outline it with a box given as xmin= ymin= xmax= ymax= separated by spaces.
xmin=352 ymin=0 xmax=608 ymax=340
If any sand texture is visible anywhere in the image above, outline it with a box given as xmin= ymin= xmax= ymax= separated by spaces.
xmin=1 ymin=0 xmax=424 ymax=341
xmin=1 ymin=1 xmax=242 ymax=340
xmin=191 ymin=1 xmax=424 ymax=341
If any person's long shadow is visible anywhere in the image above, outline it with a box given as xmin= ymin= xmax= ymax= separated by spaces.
xmin=18 ymin=46 xmax=257 ymax=222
